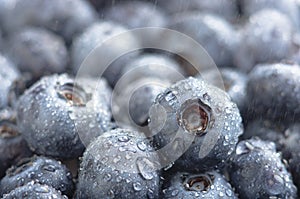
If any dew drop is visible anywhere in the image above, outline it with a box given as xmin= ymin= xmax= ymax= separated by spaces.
xmin=225 ymin=189 xmax=232 ymax=196
xmin=118 ymin=146 xmax=126 ymax=152
xmin=133 ymin=182 xmax=142 ymax=191
xmin=203 ymin=93 xmax=211 ymax=101
xmin=101 ymin=156 xmax=109 ymax=163
xmin=171 ymin=189 xmax=179 ymax=196
xmin=136 ymin=157 xmax=155 ymax=180
xmin=34 ymin=186 xmax=49 ymax=193
xmin=107 ymin=190 xmax=115 ymax=198
xmin=125 ymin=154 xmax=131 ymax=160
xmin=118 ymin=135 xmax=130 ymax=142
xmin=236 ymin=141 xmax=254 ymax=155
xmin=137 ymin=141 xmax=147 ymax=151
xmin=116 ymin=176 xmax=122 ymax=182
xmin=113 ymin=156 xmax=121 ymax=163
xmin=104 ymin=173 xmax=112 ymax=182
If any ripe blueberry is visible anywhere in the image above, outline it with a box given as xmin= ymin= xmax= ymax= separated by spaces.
xmin=71 ymin=21 xmax=140 ymax=87
xmin=76 ymin=128 xmax=161 ymax=199
xmin=2 ymin=181 xmax=67 ymax=199
xmin=240 ymin=0 xmax=299 ymax=28
xmin=149 ymin=77 xmax=243 ymax=172
xmin=0 ymin=54 xmax=20 ymax=109
xmin=0 ymin=156 xmax=74 ymax=197
xmin=120 ymin=53 xmax=185 ymax=86
xmin=234 ymin=10 xmax=294 ymax=72
xmin=0 ymin=0 xmax=97 ymax=42
xmin=247 ymin=63 xmax=300 ymax=123
xmin=168 ymin=12 xmax=239 ymax=67
xmin=7 ymin=27 xmax=68 ymax=79
xmin=103 ymin=1 xmax=167 ymax=29
xmin=282 ymin=123 xmax=300 ymax=195
xmin=0 ymin=115 xmax=32 ymax=179
xmin=17 ymin=74 xmax=113 ymax=158
xmin=229 ymin=138 xmax=297 ymax=198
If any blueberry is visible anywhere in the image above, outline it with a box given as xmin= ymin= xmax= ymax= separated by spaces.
xmin=161 ymin=171 xmax=237 ymax=198
xmin=246 ymin=63 xmax=300 ymax=123
xmin=119 ymin=53 xmax=185 ymax=86
xmin=229 ymin=138 xmax=297 ymax=199
xmin=71 ymin=21 xmax=140 ymax=87
xmin=157 ymin=0 xmax=239 ymax=22
xmin=149 ymin=77 xmax=243 ymax=172
xmin=200 ymin=67 xmax=248 ymax=113
xmin=0 ymin=0 xmax=97 ymax=42
xmin=240 ymin=0 xmax=299 ymax=28
xmin=113 ymin=78 xmax=170 ymax=130
xmin=105 ymin=1 xmax=170 ymax=46
xmin=7 ymin=27 xmax=68 ymax=79
xmin=0 ymin=116 xmax=32 ymax=179
xmin=243 ymin=119 xmax=286 ymax=151
xmin=76 ymin=128 xmax=161 ymax=199
xmin=282 ymin=123 xmax=300 ymax=194
xmin=103 ymin=1 xmax=167 ymax=29
xmin=17 ymin=74 xmax=113 ymax=158
xmin=234 ymin=9 xmax=295 ymax=72
xmin=113 ymin=54 xmax=185 ymax=130
xmin=168 ymin=12 xmax=239 ymax=68
xmin=0 ymin=156 xmax=74 ymax=197
xmin=0 ymin=54 xmax=20 ymax=109
xmin=2 ymin=181 xmax=67 ymax=199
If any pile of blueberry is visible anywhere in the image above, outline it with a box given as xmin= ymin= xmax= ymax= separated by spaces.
xmin=0 ymin=0 xmax=300 ymax=198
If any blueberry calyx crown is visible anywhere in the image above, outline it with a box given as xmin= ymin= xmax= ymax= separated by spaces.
xmin=183 ymin=173 xmax=214 ymax=192
xmin=56 ymin=82 xmax=91 ymax=107
xmin=177 ymin=99 xmax=212 ymax=136
xmin=0 ymin=121 xmax=19 ymax=138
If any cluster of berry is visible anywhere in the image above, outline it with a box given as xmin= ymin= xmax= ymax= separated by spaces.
xmin=0 ymin=0 xmax=300 ymax=198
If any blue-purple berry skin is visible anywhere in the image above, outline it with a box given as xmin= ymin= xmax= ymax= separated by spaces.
xmin=157 ymin=0 xmax=239 ymax=22
xmin=17 ymin=74 xmax=113 ymax=159
xmin=2 ymin=182 xmax=67 ymax=199
xmin=246 ymin=63 xmax=300 ymax=123
xmin=234 ymin=10 xmax=294 ymax=72
xmin=7 ymin=27 xmax=68 ymax=79
xmin=0 ymin=119 xmax=32 ymax=179
xmin=76 ymin=128 xmax=161 ymax=199
xmin=282 ymin=123 xmax=300 ymax=194
xmin=0 ymin=0 xmax=97 ymax=41
xmin=243 ymin=119 xmax=286 ymax=150
xmin=103 ymin=1 xmax=168 ymax=29
xmin=71 ymin=21 xmax=140 ymax=87
xmin=0 ymin=54 xmax=20 ymax=109
xmin=0 ymin=156 xmax=74 ymax=197
xmin=149 ymin=77 xmax=243 ymax=172
xmin=168 ymin=12 xmax=239 ymax=68
xmin=240 ymin=0 xmax=299 ymax=29
xmin=229 ymin=139 xmax=297 ymax=199
xmin=120 ymin=53 xmax=185 ymax=85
